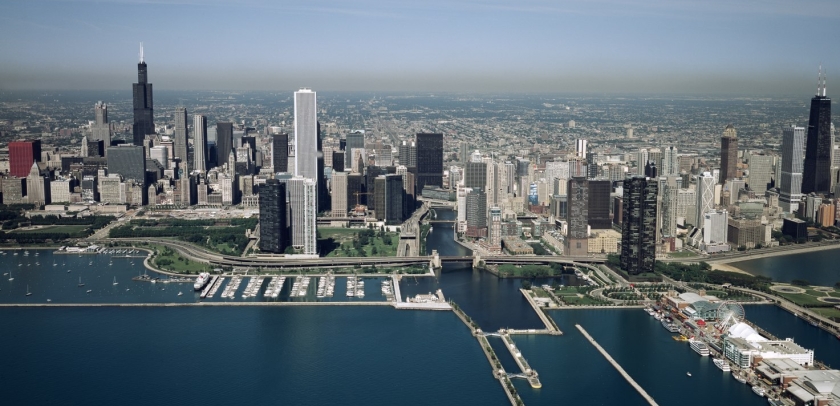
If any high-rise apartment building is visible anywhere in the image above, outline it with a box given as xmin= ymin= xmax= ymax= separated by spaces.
xmin=132 ymin=44 xmax=154 ymax=146
xmin=174 ymin=107 xmax=188 ymax=169
xmin=587 ymin=179 xmax=611 ymax=229
xmin=566 ymin=177 xmax=589 ymax=256
xmin=294 ymin=89 xmax=318 ymax=181
xmin=9 ymin=139 xmax=41 ymax=178
xmin=662 ymin=146 xmax=678 ymax=176
xmin=748 ymin=153 xmax=774 ymax=194
xmin=272 ymin=133 xmax=289 ymax=173
xmin=287 ymin=176 xmax=317 ymax=255
xmin=331 ymin=171 xmax=348 ymax=217
xmin=780 ymin=125 xmax=805 ymax=213
xmin=720 ymin=125 xmax=738 ymax=184
xmin=258 ymin=179 xmax=288 ymax=254
xmin=802 ymin=71 xmax=833 ymax=195
xmin=620 ymin=176 xmax=658 ymax=275
xmin=193 ymin=115 xmax=208 ymax=173
xmin=399 ymin=140 xmax=417 ymax=168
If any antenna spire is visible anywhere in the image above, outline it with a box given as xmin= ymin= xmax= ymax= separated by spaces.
xmin=139 ymin=42 xmax=144 ymax=64
xmin=823 ymin=67 xmax=827 ymax=97
xmin=817 ymin=64 xmax=822 ymax=96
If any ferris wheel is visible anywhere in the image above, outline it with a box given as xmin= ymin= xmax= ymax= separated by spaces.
xmin=716 ymin=301 xmax=745 ymax=332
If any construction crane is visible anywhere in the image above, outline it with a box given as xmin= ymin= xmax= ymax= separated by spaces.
xmin=351 ymin=191 xmax=372 ymax=216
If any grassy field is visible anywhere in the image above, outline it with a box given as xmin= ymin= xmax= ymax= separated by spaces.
xmin=148 ymin=244 xmax=211 ymax=274
xmin=552 ymin=286 xmax=610 ymax=305
xmin=811 ymin=307 xmax=840 ymax=320
xmin=11 ymin=225 xmax=90 ymax=235
xmin=667 ymin=251 xmax=698 ymax=258
xmin=319 ymin=227 xmax=399 ymax=258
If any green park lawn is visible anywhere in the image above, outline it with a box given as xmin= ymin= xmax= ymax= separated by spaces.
xmin=12 ymin=225 xmax=90 ymax=235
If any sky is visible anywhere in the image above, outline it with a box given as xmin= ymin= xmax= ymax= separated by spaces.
xmin=1 ymin=0 xmax=840 ymax=95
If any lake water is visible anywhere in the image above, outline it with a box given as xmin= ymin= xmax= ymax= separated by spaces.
xmin=730 ymin=248 xmax=840 ymax=286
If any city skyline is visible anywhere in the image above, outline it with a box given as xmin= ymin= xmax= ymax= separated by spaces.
xmin=1 ymin=0 xmax=839 ymax=94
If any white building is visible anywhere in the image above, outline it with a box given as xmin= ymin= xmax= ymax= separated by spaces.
xmin=288 ymin=176 xmax=317 ymax=255
xmin=293 ymin=89 xmax=317 ymax=181
xmin=695 ymin=171 xmax=715 ymax=227
xmin=723 ymin=323 xmax=814 ymax=368
xmin=331 ymin=171 xmax=348 ymax=218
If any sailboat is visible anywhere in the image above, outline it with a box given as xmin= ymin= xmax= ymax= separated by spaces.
xmin=8 ymin=271 xmax=13 ymax=281
xmin=78 ymin=276 xmax=84 ymax=287
xmin=25 ymin=285 xmax=32 ymax=296
xmin=112 ymin=276 xmax=118 ymax=286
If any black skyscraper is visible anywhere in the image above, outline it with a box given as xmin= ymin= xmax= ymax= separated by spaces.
xmin=587 ymin=179 xmax=612 ymax=229
xmin=258 ymin=180 xmax=288 ymax=254
xmin=216 ymin=122 xmax=233 ymax=170
xmin=415 ymin=133 xmax=443 ymax=194
xmin=802 ymin=72 xmax=832 ymax=195
xmin=132 ymin=45 xmax=154 ymax=146
xmin=317 ymin=122 xmax=329 ymax=212
xmin=272 ymin=133 xmax=289 ymax=173
xmin=620 ymin=176 xmax=658 ymax=275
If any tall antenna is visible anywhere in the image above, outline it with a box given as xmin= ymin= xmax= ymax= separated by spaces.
xmin=823 ymin=67 xmax=827 ymax=97
xmin=139 ymin=42 xmax=144 ymax=64
xmin=817 ymin=64 xmax=822 ymax=96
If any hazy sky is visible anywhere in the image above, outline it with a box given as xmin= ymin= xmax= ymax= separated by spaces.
xmin=1 ymin=0 xmax=839 ymax=94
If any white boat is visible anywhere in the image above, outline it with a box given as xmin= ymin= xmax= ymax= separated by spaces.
xmin=112 ymin=277 xmax=118 ymax=286
xmin=25 ymin=285 xmax=32 ymax=296
xmin=8 ymin=271 xmax=13 ymax=281
xmin=193 ymin=272 xmax=211 ymax=291
xmin=713 ymin=358 xmax=731 ymax=372
xmin=661 ymin=318 xmax=680 ymax=333
xmin=78 ymin=277 xmax=84 ymax=287
xmin=177 ymin=292 xmax=183 ymax=296
xmin=86 ymin=289 xmax=92 ymax=293
xmin=752 ymin=386 xmax=765 ymax=397
xmin=689 ymin=339 xmax=710 ymax=356
xmin=686 ymin=372 xmax=692 ymax=377
xmin=733 ymin=373 xmax=747 ymax=384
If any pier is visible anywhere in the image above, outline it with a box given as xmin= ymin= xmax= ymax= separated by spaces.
xmin=199 ymin=275 xmax=219 ymax=299
xmin=520 ymin=289 xmax=562 ymax=335
xmin=576 ymin=324 xmax=659 ymax=406
xmin=500 ymin=333 xmax=542 ymax=388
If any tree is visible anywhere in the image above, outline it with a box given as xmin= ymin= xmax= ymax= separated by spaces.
xmin=522 ymin=280 xmax=532 ymax=290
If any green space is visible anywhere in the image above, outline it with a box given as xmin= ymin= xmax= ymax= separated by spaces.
xmin=109 ymin=218 xmax=256 ymax=255
xmin=551 ymin=286 xmax=611 ymax=305
xmin=812 ymin=307 xmax=840 ymax=321
xmin=667 ymin=251 xmax=698 ymax=258
xmin=146 ymin=244 xmax=210 ymax=274
xmin=0 ymin=204 xmax=115 ymax=243
xmin=531 ymin=287 xmax=553 ymax=299
xmin=10 ymin=224 xmax=90 ymax=235
xmin=654 ymin=261 xmax=772 ymax=292
xmin=318 ymin=226 xmax=399 ymax=257
xmin=775 ymin=292 xmax=828 ymax=307
xmin=528 ymin=242 xmax=552 ymax=256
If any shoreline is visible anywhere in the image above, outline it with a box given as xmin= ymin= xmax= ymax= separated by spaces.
xmin=708 ymin=243 xmax=840 ymax=266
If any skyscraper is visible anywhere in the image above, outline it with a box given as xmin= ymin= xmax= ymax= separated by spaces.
xmin=748 ymin=153 xmax=774 ymax=194
xmin=720 ymin=125 xmax=738 ymax=184
xmin=174 ymin=107 xmax=188 ymax=169
xmin=587 ymin=179 xmax=612 ymax=229
xmin=258 ymin=179 xmax=288 ymax=254
xmin=132 ymin=43 xmax=154 ymax=146
xmin=272 ymin=133 xmax=289 ymax=173
xmin=107 ymin=145 xmax=146 ymax=186
xmin=287 ymin=176 xmax=317 ymax=255
xmin=662 ymin=146 xmax=678 ymax=176
xmin=695 ymin=171 xmax=715 ymax=227
xmin=91 ymin=101 xmax=111 ymax=153
xmin=780 ymin=125 xmax=805 ymax=213
xmin=575 ymin=139 xmax=588 ymax=159
xmin=345 ymin=131 xmax=365 ymax=168
xmin=8 ymin=139 xmax=41 ymax=178
xmin=566 ymin=177 xmax=589 ymax=256
xmin=465 ymin=161 xmax=487 ymax=189
xmin=415 ymin=133 xmax=443 ymax=194
xmin=193 ymin=115 xmax=208 ymax=173
xmin=331 ymin=171 xmax=348 ymax=217
xmin=620 ymin=176 xmax=658 ymax=275
xmin=802 ymin=70 xmax=833 ymax=195
xmin=294 ymin=89 xmax=318 ymax=180
xmin=216 ymin=122 xmax=233 ymax=171
xmin=399 ymin=140 xmax=417 ymax=167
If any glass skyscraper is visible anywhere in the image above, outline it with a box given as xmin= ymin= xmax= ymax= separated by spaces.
xmin=802 ymin=76 xmax=832 ymax=195
xmin=620 ymin=176 xmax=658 ymax=275
xmin=132 ymin=44 xmax=154 ymax=146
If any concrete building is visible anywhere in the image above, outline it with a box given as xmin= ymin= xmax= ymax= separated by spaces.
xmin=748 ymin=153 xmax=774 ymax=194
xmin=696 ymin=171 xmax=715 ymax=228
xmin=331 ymin=171 xmax=348 ymax=218
xmin=720 ymin=125 xmax=738 ymax=184
xmin=287 ymin=176 xmax=317 ymax=255
xmin=724 ymin=322 xmax=814 ymax=368
xmin=566 ymin=177 xmax=589 ymax=256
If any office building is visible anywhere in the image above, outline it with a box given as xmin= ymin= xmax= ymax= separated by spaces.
xmin=748 ymin=154 xmax=774 ymax=194
xmin=258 ymin=179 xmax=288 ymax=254
xmin=620 ymin=176 xmax=658 ymax=275
xmin=294 ymin=89 xmax=318 ymax=181
xmin=415 ymin=133 xmax=443 ymax=194
xmin=587 ymin=179 xmax=612 ymax=229
xmin=662 ymin=146 xmax=678 ymax=176
xmin=287 ymin=176 xmax=317 ymax=255
xmin=696 ymin=171 xmax=715 ymax=227
xmin=193 ymin=114 xmax=208 ymax=173
xmin=132 ymin=44 xmax=154 ymax=146
xmin=9 ymin=139 xmax=41 ymax=178
xmin=575 ymin=139 xmax=587 ymax=159
xmin=466 ymin=188 xmax=487 ymax=237
xmin=345 ymin=131 xmax=365 ymax=167
xmin=216 ymin=122 xmax=233 ymax=171
xmin=107 ymin=145 xmax=146 ymax=186
xmin=720 ymin=125 xmax=738 ymax=184
xmin=399 ymin=140 xmax=416 ymax=167
xmin=331 ymin=171 xmax=348 ymax=217
xmin=802 ymin=71 xmax=833 ymax=195
xmin=272 ymin=133 xmax=289 ymax=173
xmin=173 ymin=107 xmax=188 ymax=167
xmin=465 ymin=161 xmax=487 ymax=189
xmin=91 ymin=102 xmax=111 ymax=152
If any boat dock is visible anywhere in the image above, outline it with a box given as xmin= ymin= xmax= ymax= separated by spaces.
xmin=520 ymin=289 xmax=563 ymax=335
xmin=221 ymin=276 xmax=243 ymax=299
xmin=203 ymin=276 xmax=224 ymax=299
xmin=500 ymin=333 xmax=542 ymax=388
xmin=199 ymin=276 xmax=219 ymax=299
xmin=576 ymin=324 xmax=658 ymax=406
xmin=263 ymin=276 xmax=286 ymax=299
xmin=241 ymin=277 xmax=263 ymax=299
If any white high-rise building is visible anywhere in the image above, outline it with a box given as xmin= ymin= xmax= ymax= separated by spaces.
xmin=637 ymin=148 xmax=649 ymax=175
xmin=695 ymin=172 xmax=716 ymax=228
xmin=662 ymin=146 xmax=678 ymax=176
xmin=780 ymin=125 xmax=805 ymax=213
xmin=288 ymin=176 xmax=317 ymax=255
xmin=193 ymin=114 xmax=207 ymax=173
xmin=703 ymin=209 xmax=728 ymax=245
xmin=575 ymin=139 xmax=587 ymax=159
xmin=748 ymin=153 xmax=775 ymax=194
xmin=150 ymin=146 xmax=168 ymax=169
xmin=294 ymin=89 xmax=318 ymax=181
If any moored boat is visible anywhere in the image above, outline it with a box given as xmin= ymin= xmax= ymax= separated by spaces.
xmin=193 ymin=272 xmax=211 ymax=291
xmin=752 ymin=385 xmax=765 ymax=397
xmin=713 ymin=358 xmax=731 ymax=372
xmin=689 ymin=339 xmax=710 ymax=356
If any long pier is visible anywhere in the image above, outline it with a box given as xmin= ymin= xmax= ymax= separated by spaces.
xmin=500 ymin=333 xmax=542 ymax=388
xmin=520 ymin=289 xmax=562 ymax=335
xmin=0 ymin=302 xmax=393 ymax=308
xmin=576 ymin=324 xmax=658 ymax=406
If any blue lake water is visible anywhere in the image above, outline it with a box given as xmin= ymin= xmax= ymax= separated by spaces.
xmin=730 ymin=248 xmax=840 ymax=286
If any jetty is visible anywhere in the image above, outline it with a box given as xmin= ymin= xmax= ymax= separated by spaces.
xmin=576 ymin=324 xmax=658 ymax=406
xmin=520 ymin=289 xmax=562 ymax=335
xmin=500 ymin=333 xmax=542 ymax=388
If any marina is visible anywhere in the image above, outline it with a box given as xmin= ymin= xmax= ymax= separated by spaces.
xmin=315 ymin=274 xmax=335 ymax=298
xmin=263 ymin=277 xmax=286 ymax=299
xmin=220 ymin=276 xmax=243 ymax=299
xmin=200 ymin=276 xmax=220 ymax=299
xmin=289 ymin=276 xmax=311 ymax=298
xmin=241 ymin=277 xmax=264 ymax=299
